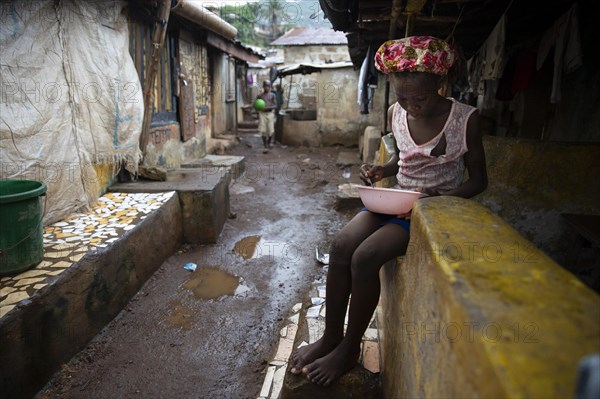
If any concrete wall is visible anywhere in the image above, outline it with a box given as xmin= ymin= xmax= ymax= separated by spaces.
xmin=474 ymin=136 xmax=600 ymax=265
xmin=93 ymin=164 xmax=117 ymax=196
xmin=144 ymin=122 xmax=184 ymax=168
xmin=378 ymin=196 xmax=600 ymax=399
xmin=377 ymin=134 xmax=600 ymax=265
xmin=280 ymin=44 xmax=350 ymax=110
xmin=316 ymin=68 xmax=382 ymax=146
xmin=546 ymin=58 xmax=600 ymax=142
xmin=276 ymin=43 xmax=387 ymax=147
xmin=283 ymin=45 xmax=351 ymax=64
xmin=281 ymin=68 xmax=385 ymax=147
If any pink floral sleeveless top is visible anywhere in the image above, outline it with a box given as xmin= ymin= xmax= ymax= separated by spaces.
xmin=392 ymin=99 xmax=476 ymax=192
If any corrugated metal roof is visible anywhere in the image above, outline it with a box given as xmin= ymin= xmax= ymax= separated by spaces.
xmin=271 ymin=27 xmax=347 ymax=46
xmin=277 ymin=61 xmax=354 ymax=76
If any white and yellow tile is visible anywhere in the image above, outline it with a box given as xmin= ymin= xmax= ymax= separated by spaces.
xmin=0 ymin=192 xmax=175 ymax=319
xmin=257 ymin=284 xmax=381 ymax=399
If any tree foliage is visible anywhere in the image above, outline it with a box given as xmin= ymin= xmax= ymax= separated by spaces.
xmin=217 ymin=0 xmax=292 ymax=48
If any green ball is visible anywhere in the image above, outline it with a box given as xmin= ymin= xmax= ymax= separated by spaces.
xmin=254 ymin=98 xmax=266 ymax=110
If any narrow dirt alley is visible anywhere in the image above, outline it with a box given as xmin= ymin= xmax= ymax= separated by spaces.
xmin=35 ymin=131 xmax=362 ymax=399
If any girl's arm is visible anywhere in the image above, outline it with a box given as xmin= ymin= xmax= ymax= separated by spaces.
xmin=360 ymin=104 xmax=400 ymax=184
xmin=382 ymin=103 xmax=400 ymax=178
xmin=439 ymin=111 xmax=488 ymax=198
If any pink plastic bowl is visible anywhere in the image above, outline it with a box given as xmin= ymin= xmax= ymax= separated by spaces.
xmin=357 ymin=186 xmax=427 ymax=215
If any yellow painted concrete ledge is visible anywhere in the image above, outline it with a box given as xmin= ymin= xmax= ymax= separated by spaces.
xmin=379 ymin=196 xmax=600 ymax=399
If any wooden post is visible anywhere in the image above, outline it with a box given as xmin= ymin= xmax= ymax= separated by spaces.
xmin=383 ymin=4 xmax=419 ymax=136
xmin=286 ymin=74 xmax=293 ymax=109
xmin=139 ymin=0 xmax=172 ymax=160
xmin=405 ymin=12 xmax=415 ymax=37
xmin=382 ymin=0 xmax=404 ymax=135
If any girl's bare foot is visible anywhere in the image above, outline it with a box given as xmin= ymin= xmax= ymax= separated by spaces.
xmin=303 ymin=342 xmax=360 ymax=386
xmin=289 ymin=337 xmax=340 ymax=375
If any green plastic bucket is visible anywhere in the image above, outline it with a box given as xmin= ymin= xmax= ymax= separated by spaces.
xmin=0 ymin=180 xmax=47 ymax=276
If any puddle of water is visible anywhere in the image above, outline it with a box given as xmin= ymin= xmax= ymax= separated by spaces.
xmin=165 ymin=299 xmax=195 ymax=330
xmin=234 ymin=235 xmax=262 ymax=260
xmin=183 ymin=267 xmax=240 ymax=300
xmin=233 ymin=236 xmax=292 ymax=260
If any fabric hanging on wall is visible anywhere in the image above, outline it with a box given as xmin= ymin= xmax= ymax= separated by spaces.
xmin=467 ymin=12 xmax=506 ymax=103
xmin=0 ymin=0 xmax=143 ymax=224
xmin=481 ymin=79 xmax=499 ymax=110
xmin=447 ymin=40 xmax=470 ymax=99
xmin=495 ymin=54 xmax=518 ymax=101
xmin=357 ymin=44 xmax=378 ymax=114
xmin=511 ymin=48 xmax=536 ymax=94
xmin=480 ymin=14 xmax=507 ymax=80
xmin=536 ymin=3 xmax=583 ymax=103
xmin=467 ymin=55 xmax=484 ymax=96
xmin=358 ymin=53 xmax=368 ymax=109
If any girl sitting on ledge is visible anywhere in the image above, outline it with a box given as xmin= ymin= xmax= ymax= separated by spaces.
xmin=289 ymin=35 xmax=488 ymax=386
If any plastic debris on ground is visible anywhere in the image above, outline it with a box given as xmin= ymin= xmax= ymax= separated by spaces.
xmin=183 ymin=262 xmax=197 ymax=272
xmin=306 ymin=305 xmax=322 ymax=318
xmin=317 ymin=285 xmax=326 ymax=298
xmin=311 ymin=297 xmax=325 ymax=306
xmin=315 ymin=247 xmax=329 ymax=265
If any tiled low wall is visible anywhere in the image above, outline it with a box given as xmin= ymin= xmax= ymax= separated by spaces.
xmin=0 ymin=192 xmax=183 ymax=399
xmin=110 ymin=168 xmax=230 ymax=244
xmin=378 ymin=197 xmax=600 ymax=398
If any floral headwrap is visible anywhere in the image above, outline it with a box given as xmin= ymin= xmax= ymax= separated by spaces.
xmin=374 ymin=36 xmax=456 ymax=76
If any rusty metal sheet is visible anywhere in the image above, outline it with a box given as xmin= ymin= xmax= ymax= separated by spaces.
xmin=271 ymin=27 xmax=347 ymax=46
xmin=179 ymin=67 xmax=196 ymax=142
xmin=148 ymin=123 xmax=180 ymax=148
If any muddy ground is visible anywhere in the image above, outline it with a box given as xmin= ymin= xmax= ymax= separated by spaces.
xmin=35 ymin=131 xmax=364 ymax=399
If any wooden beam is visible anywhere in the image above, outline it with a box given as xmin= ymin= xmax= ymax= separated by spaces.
xmin=360 ymin=13 xmax=458 ymax=25
xmin=358 ymin=0 xmax=393 ymax=9
xmin=405 ymin=11 xmax=416 ymax=36
xmin=383 ymin=0 xmax=404 ymax=135
xmin=206 ymin=33 xmax=261 ymax=63
xmin=406 ymin=0 xmax=428 ymax=13
xmin=139 ymin=0 xmax=171 ymax=159
xmin=388 ymin=0 xmax=403 ymax=39
xmin=434 ymin=0 xmax=485 ymax=4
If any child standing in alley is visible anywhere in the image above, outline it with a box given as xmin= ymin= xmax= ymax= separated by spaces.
xmin=257 ymin=80 xmax=277 ymax=153
xmin=289 ymin=36 xmax=488 ymax=386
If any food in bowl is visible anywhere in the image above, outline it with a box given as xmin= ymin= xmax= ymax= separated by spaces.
xmin=357 ymin=186 xmax=427 ymax=216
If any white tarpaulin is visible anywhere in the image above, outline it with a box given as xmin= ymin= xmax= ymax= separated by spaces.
xmin=0 ymin=0 xmax=143 ymax=224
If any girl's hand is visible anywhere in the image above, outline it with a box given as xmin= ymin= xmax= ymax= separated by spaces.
xmin=397 ymin=210 xmax=412 ymax=218
xmin=360 ymin=164 xmax=384 ymax=186
xmin=415 ymin=187 xmax=441 ymax=197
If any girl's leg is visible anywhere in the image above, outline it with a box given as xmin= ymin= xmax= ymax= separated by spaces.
xmin=304 ymin=223 xmax=410 ymax=385
xmin=289 ymin=211 xmax=384 ymax=374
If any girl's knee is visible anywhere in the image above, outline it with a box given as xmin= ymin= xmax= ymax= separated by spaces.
xmin=329 ymin=232 xmax=354 ymax=260
xmin=350 ymin=245 xmax=380 ymax=279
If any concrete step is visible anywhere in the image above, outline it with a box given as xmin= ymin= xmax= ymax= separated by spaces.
xmin=182 ymin=154 xmax=245 ymax=183
xmin=283 ymin=366 xmax=381 ymax=399
xmin=335 ymin=151 xmax=362 ymax=167
xmin=110 ymin=168 xmax=229 ymax=244
xmin=238 ymin=120 xmax=259 ymax=129
xmin=335 ymin=183 xmax=363 ymax=212
xmin=277 ymin=284 xmax=382 ymax=399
